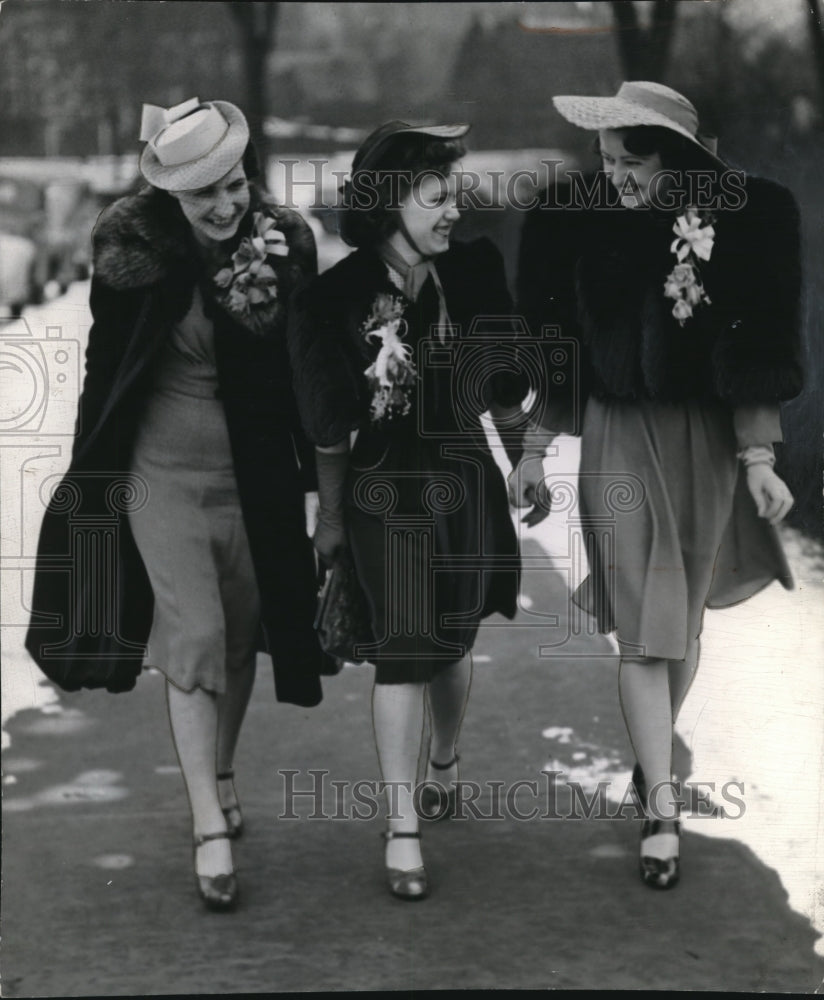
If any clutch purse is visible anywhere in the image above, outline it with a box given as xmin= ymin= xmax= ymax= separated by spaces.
xmin=314 ymin=548 xmax=372 ymax=665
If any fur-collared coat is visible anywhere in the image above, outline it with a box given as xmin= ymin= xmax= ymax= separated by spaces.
xmin=25 ymin=185 xmax=329 ymax=704
xmin=517 ymin=174 xmax=803 ymax=426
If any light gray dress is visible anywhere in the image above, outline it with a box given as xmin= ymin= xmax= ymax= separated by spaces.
xmin=574 ymin=398 xmax=791 ymax=661
xmin=128 ymin=287 xmax=260 ymax=693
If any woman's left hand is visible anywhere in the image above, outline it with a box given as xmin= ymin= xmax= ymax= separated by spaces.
xmin=746 ymin=464 xmax=794 ymax=525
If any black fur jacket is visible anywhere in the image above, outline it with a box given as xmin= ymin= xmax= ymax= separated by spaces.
xmin=288 ymin=238 xmax=529 ymax=453
xmin=517 ymin=175 xmax=804 ymax=414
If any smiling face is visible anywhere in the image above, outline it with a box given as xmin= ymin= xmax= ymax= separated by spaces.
xmin=598 ymin=129 xmax=664 ymax=209
xmin=388 ymin=165 xmax=462 ymax=262
xmin=172 ymin=160 xmax=250 ymax=243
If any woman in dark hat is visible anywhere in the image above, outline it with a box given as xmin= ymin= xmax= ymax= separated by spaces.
xmin=288 ymin=121 xmax=536 ymax=899
xmin=25 ymin=98 xmax=330 ymax=910
xmin=514 ymin=82 xmax=803 ymax=889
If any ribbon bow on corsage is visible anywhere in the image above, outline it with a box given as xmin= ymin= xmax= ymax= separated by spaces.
xmin=670 ymin=209 xmax=715 ymax=263
xmin=250 ymin=215 xmax=290 ymax=258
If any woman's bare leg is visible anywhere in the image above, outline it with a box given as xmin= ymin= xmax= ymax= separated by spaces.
xmin=668 ymin=638 xmax=701 ymax=722
xmin=216 ymin=653 xmax=257 ymax=814
xmin=618 ymin=656 xmax=679 ymax=821
xmin=167 ymin=682 xmax=232 ymax=878
xmin=372 ymin=680 xmax=426 ymax=872
xmin=425 ymin=655 xmax=471 ymax=788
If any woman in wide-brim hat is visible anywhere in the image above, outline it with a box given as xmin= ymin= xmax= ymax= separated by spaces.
xmin=513 ymin=81 xmax=803 ymax=889
xmin=26 ymin=97 xmax=332 ymax=910
xmin=288 ymin=120 xmax=533 ymax=900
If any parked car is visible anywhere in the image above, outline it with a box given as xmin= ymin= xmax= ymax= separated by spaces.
xmin=0 ymin=173 xmax=102 ymax=310
xmin=0 ymin=232 xmax=38 ymax=316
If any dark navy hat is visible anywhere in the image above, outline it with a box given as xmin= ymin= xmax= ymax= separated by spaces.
xmin=351 ymin=120 xmax=471 ymax=173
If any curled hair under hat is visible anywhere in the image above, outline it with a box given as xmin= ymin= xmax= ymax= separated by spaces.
xmin=339 ymin=133 xmax=466 ymax=249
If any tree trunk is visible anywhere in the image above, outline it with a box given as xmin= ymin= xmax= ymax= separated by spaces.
xmin=647 ymin=1 xmax=677 ymax=81
xmin=610 ymin=1 xmax=677 ymax=81
xmin=226 ymin=3 xmax=280 ymax=156
xmin=805 ymin=0 xmax=824 ymax=116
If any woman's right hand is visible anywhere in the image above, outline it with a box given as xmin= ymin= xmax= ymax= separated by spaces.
xmin=507 ymin=455 xmax=551 ymax=527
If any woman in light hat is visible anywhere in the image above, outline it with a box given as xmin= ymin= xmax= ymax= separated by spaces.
xmin=26 ymin=98 xmax=331 ymax=910
xmin=514 ymin=81 xmax=803 ymax=888
xmin=288 ymin=121 xmax=532 ymax=900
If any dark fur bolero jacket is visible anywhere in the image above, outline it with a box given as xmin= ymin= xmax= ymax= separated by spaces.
xmin=518 ymin=175 xmax=804 ymax=408
xmin=288 ymin=237 xmax=528 ymax=450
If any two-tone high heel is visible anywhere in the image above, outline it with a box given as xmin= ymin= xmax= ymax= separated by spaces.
xmin=194 ymin=830 xmax=239 ymax=910
xmin=639 ymin=818 xmax=680 ymax=890
xmin=382 ymin=830 xmax=429 ymax=900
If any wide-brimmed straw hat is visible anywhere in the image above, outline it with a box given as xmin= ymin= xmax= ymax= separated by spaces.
xmin=139 ymin=97 xmax=250 ymax=192
xmin=553 ymin=81 xmax=725 ymax=168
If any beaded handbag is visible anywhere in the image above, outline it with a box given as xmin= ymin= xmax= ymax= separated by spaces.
xmin=314 ymin=549 xmax=372 ymax=665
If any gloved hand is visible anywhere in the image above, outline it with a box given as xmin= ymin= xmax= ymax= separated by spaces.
xmin=507 ymin=454 xmax=551 ymax=528
xmin=314 ymin=448 xmax=349 ymax=564
xmin=746 ymin=464 xmax=794 ymax=526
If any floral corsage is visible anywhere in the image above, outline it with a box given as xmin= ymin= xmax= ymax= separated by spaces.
xmin=361 ymin=293 xmax=416 ymax=422
xmin=663 ymin=208 xmax=715 ymax=325
xmin=213 ymin=211 xmax=290 ymax=333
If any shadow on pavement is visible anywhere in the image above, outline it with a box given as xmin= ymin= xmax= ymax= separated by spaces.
xmin=3 ymin=541 xmax=822 ymax=994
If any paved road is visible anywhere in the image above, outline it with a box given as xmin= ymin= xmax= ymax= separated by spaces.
xmin=3 ymin=536 xmax=823 ymax=995
xmin=3 ymin=285 xmax=823 ymax=994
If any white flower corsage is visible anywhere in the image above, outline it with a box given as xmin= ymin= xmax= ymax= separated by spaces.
xmin=663 ymin=208 xmax=715 ymax=326
xmin=361 ymin=293 xmax=416 ymax=422
xmin=213 ymin=212 xmax=290 ymax=325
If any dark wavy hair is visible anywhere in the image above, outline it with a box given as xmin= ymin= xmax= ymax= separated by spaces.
xmin=339 ymin=134 xmax=466 ymax=249
xmin=594 ymin=125 xmax=720 ymax=174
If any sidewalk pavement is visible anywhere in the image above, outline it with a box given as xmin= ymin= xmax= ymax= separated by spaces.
xmin=3 ymin=536 xmax=823 ymax=996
